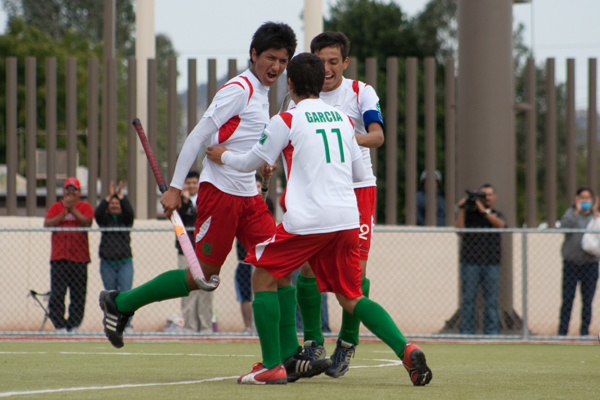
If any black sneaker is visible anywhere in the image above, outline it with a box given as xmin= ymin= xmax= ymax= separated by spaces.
xmin=303 ymin=340 xmax=326 ymax=360
xmin=284 ymin=346 xmax=332 ymax=383
xmin=99 ymin=290 xmax=134 ymax=348
xmin=325 ymin=339 xmax=356 ymax=378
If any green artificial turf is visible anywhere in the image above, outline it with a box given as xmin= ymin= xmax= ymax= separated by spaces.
xmin=1 ymin=341 xmax=598 ymax=399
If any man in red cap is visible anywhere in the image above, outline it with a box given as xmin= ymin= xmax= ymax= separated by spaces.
xmin=44 ymin=177 xmax=94 ymax=333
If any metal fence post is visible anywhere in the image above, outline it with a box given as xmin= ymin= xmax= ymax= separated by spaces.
xmin=521 ymin=230 xmax=529 ymax=339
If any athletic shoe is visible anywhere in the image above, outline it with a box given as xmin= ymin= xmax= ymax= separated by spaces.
xmin=303 ymin=340 xmax=326 ymax=360
xmin=325 ymin=339 xmax=356 ymax=378
xmin=99 ymin=290 xmax=134 ymax=349
xmin=55 ymin=328 xmax=68 ymax=334
xmin=68 ymin=326 xmax=79 ymax=334
xmin=402 ymin=343 xmax=432 ymax=386
xmin=238 ymin=362 xmax=287 ymax=385
xmin=284 ymin=347 xmax=332 ymax=383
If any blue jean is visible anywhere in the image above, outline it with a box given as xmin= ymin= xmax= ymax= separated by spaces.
xmin=100 ymin=259 xmax=134 ymax=327
xmin=558 ymin=261 xmax=599 ymax=336
xmin=460 ymin=263 xmax=500 ymax=334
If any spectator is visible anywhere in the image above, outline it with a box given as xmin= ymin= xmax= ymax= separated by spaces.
xmin=95 ymin=181 xmax=135 ymax=332
xmin=177 ymin=171 xmax=214 ymax=334
xmin=455 ymin=183 xmax=506 ymax=335
xmin=416 ymin=170 xmax=446 ymax=226
xmin=235 ymin=177 xmax=274 ymax=334
xmin=44 ymin=177 xmax=94 ymax=333
xmin=558 ymin=187 xmax=600 ymax=336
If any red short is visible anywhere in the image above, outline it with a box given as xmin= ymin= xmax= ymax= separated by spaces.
xmin=355 ymin=186 xmax=376 ymax=260
xmin=245 ymin=225 xmax=363 ymax=299
xmin=194 ymin=182 xmax=276 ymax=266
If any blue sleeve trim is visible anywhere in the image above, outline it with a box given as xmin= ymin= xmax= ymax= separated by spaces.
xmin=363 ymin=109 xmax=384 ymax=130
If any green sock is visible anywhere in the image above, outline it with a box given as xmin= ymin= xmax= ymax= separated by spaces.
xmin=296 ymin=274 xmax=324 ymax=345
xmin=353 ymin=297 xmax=408 ymax=358
xmin=278 ymin=285 xmax=300 ymax=361
xmin=253 ymin=291 xmax=281 ymax=369
xmin=115 ymin=269 xmax=190 ymax=313
xmin=339 ymin=277 xmax=370 ymax=345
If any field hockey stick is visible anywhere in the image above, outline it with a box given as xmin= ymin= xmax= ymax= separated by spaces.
xmin=132 ymin=118 xmax=219 ymax=291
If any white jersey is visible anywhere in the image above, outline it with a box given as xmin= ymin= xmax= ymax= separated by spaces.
xmin=252 ymin=98 xmax=362 ymax=235
xmin=319 ymin=78 xmax=382 ymax=188
xmin=171 ymin=69 xmax=270 ymax=196
xmin=287 ymin=78 xmax=382 ymax=189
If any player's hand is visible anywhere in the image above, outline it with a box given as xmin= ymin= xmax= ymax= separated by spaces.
xmin=260 ymin=163 xmax=277 ymax=181
xmin=161 ymin=186 xmax=182 ymax=218
xmin=206 ymin=146 xmax=228 ymax=165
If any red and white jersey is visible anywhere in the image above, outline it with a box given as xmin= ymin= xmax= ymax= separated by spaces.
xmin=253 ymin=98 xmax=362 ymax=235
xmin=172 ymin=69 xmax=270 ymax=196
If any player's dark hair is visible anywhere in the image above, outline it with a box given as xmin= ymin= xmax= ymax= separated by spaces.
xmin=310 ymin=31 xmax=351 ymax=59
xmin=287 ymin=53 xmax=325 ymax=98
xmin=186 ymin=171 xmax=199 ymax=180
xmin=250 ymin=22 xmax=297 ymax=63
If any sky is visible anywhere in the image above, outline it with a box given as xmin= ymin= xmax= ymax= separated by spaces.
xmin=0 ymin=0 xmax=598 ymax=110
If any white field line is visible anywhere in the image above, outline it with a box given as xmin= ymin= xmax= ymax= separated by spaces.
xmin=0 ymin=351 xmax=256 ymax=357
xmin=0 ymin=353 xmax=402 ymax=397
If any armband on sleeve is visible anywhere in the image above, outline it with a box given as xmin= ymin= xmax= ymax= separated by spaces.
xmin=363 ymin=109 xmax=384 ymax=130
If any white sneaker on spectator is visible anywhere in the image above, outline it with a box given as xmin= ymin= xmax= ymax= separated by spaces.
xmin=55 ymin=328 xmax=68 ymax=334
xmin=124 ymin=326 xmax=134 ymax=334
xmin=69 ymin=327 xmax=79 ymax=334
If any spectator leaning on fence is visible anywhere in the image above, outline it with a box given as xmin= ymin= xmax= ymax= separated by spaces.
xmin=558 ymin=187 xmax=600 ymax=336
xmin=416 ymin=170 xmax=446 ymax=227
xmin=455 ymin=183 xmax=506 ymax=335
xmin=177 ymin=171 xmax=214 ymax=334
xmin=95 ymin=181 xmax=135 ymax=332
xmin=44 ymin=177 xmax=94 ymax=334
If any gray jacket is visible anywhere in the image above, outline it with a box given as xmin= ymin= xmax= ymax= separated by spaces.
xmin=560 ymin=207 xmax=600 ymax=264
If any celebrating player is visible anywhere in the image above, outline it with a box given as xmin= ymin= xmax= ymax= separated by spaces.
xmin=282 ymin=32 xmax=385 ymax=377
xmin=98 ymin=25 xmax=320 ymax=383
xmin=206 ymin=52 xmax=432 ymax=386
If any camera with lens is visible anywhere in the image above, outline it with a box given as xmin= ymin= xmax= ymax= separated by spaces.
xmin=460 ymin=189 xmax=487 ymax=212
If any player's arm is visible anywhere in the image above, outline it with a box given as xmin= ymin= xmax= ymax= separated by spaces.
xmin=355 ymin=121 xmax=384 ymax=148
xmin=355 ymin=85 xmax=384 ymax=148
xmin=44 ymin=204 xmax=66 ymax=227
xmin=206 ymin=146 xmax=267 ymax=172
xmin=163 ymin=84 xmax=246 ymax=216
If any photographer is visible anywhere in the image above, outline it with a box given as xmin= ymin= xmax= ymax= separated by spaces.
xmin=455 ymin=183 xmax=506 ymax=334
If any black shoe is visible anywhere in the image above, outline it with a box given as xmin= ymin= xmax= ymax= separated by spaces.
xmin=284 ymin=346 xmax=332 ymax=383
xmin=325 ymin=339 xmax=356 ymax=378
xmin=99 ymin=290 xmax=134 ymax=348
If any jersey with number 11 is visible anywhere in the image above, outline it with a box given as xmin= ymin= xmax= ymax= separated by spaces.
xmin=252 ymin=98 xmax=362 ymax=235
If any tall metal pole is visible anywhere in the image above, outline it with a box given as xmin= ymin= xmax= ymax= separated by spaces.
xmin=304 ymin=0 xmax=323 ymax=51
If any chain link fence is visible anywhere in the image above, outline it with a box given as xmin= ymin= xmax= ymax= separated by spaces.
xmin=2 ymin=218 xmax=599 ymax=339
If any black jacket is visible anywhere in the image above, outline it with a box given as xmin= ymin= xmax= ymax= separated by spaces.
xmin=95 ymin=197 xmax=134 ymax=261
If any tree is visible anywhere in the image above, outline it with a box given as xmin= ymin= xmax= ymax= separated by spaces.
xmin=2 ymin=0 xmax=135 ymax=56
xmin=1 ymin=0 xmax=179 ymax=185
xmin=325 ymin=0 xmax=453 ymax=222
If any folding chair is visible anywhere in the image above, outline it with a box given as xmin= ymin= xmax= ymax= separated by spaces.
xmin=29 ymin=290 xmax=51 ymax=332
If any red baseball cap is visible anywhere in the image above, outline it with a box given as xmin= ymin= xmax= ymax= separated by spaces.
xmin=63 ymin=177 xmax=81 ymax=190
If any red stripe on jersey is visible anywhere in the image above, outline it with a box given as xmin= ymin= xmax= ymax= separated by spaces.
xmin=352 ymin=80 xmax=360 ymax=103
xmin=349 ymin=118 xmax=354 ymax=128
xmin=240 ymin=76 xmax=254 ymax=104
xmin=282 ymin=142 xmax=294 ymax=181
xmin=218 ymin=115 xmax=241 ymax=143
xmin=279 ymin=112 xmax=293 ymax=128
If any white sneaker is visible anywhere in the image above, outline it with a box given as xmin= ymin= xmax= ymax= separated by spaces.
xmin=69 ymin=327 xmax=79 ymax=334
xmin=124 ymin=326 xmax=134 ymax=334
xmin=55 ymin=328 xmax=68 ymax=334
